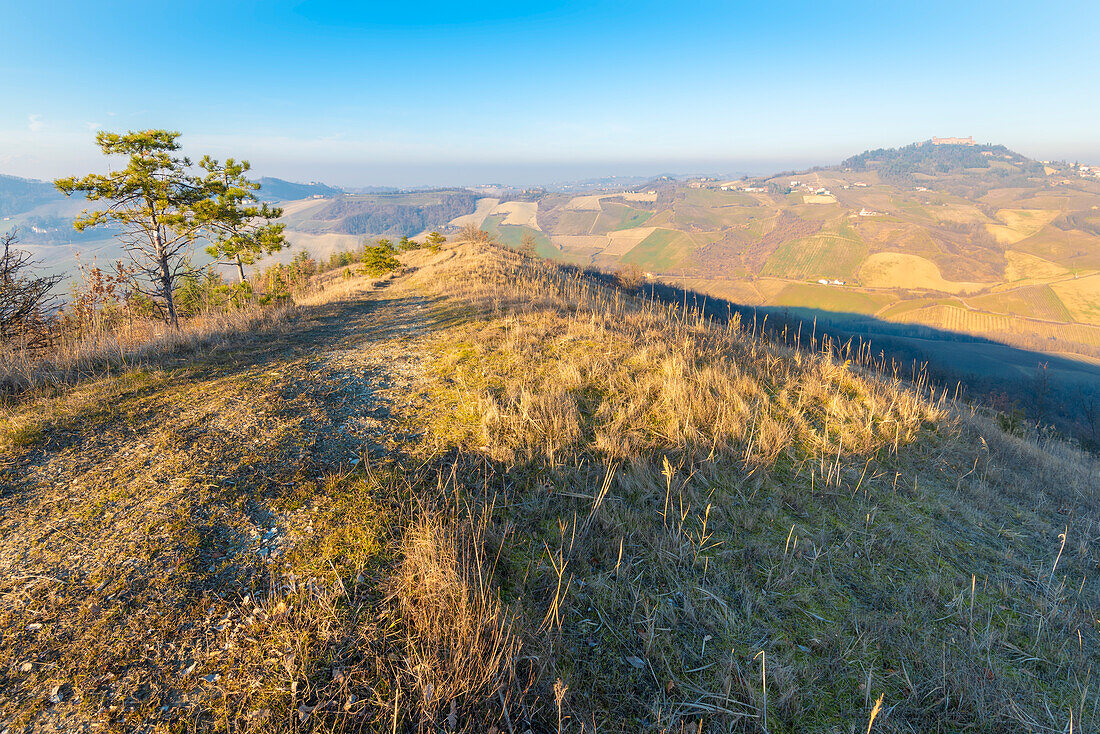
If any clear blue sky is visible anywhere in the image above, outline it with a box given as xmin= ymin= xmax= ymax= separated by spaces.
xmin=1 ymin=0 xmax=1098 ymax=187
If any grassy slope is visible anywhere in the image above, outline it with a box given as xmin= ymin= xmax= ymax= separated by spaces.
xmin=623 ymin=228 xmax=697 ymax=271
xmin=2 ymin=243 xmax=1098 ymax=733
xmin=481 ymin=214 xmax=559 ymax=259
xmin=772 ymin=282 xmax=893 ymax=314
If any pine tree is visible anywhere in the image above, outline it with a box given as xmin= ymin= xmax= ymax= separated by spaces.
xmin=55 ymin=130 xmax=206 ymax=328
xmin=196 ymin=157 xmax=286 ymax=283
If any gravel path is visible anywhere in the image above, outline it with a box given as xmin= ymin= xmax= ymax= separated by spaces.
xmin=0 ymin=272 xmax=435 ymax=730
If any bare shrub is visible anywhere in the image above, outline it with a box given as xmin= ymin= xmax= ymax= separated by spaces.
xmin=615 ymin=262 xmax=645 ymax=290
xmin=0 ymin=231 xmax=61 ymax=351
xmin=459 ymin=223 xmax=493 ymax=244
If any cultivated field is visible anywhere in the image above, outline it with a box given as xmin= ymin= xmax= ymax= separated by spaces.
xmin=448 ymin=197 xmax=499 ymax=228
xmin=772 ymin=282 xmax=893 ymax=314
xmin=492 ymin=200 xmax=540 ymax=229
xmin=986 ymin=208 xmax=1060 ymax=244
xmin=1052 ymin=273 xmax=1100 ymax=325
xmin=621 ymin=228 xmax=698 ymax=271
xmin=969 ymin=284 xmax=1073 ymax=322
xmin=1004 ymin=249 xmax=1070 ymax=281
xmin=761 ymin=229 xmax=867 ymax=281
xmin=858 ymin=253 xmax=988 ymax=294
xmin=602 ymin=226 xmax=658 ymax=257
xmin=890 ymin=303 xmax=1100 ymax=347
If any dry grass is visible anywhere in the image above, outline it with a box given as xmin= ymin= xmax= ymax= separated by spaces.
xmin=858 ymin=252 xmax=988 ymax=294
xmin=397 ymin=242 xmax=1100 ymax=732
xmin=0 ymin=304 xmax=295 ymax=395
xmin=387 ymin=508 xmax=525 ymax=730
xmin=410 ymin=243 xmax=941 ymax=468
xmin=2 ymin=240 xmax=1099 ymax=732
xmin=0 ymin=263 xmax=391 ymax=397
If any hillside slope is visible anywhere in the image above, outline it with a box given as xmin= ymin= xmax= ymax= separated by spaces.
xmin=2 ymin=242 xmax=1097 ymax=732
xmin=362 ymin=144 xmax=1100 ymax=377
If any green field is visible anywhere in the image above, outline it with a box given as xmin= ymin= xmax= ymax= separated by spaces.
xmin=481 ymin=215 xmax=559 ymax=260
xmin=680 ymin=188 xmax=759 ymax=207
xmin=621 ymin=228 xmax=697 ymax=271
xmin=674 ymin=189 xmax=764 ymax=228
xmin=969 ymin=284 xmax=1073 ymax=322
xmin=609 ymin=205 xmax=653 ymax=231
xmin=760 ymin=225 xmax=868 ymax=280
xmin=591 ymin=203 xmax=654 ymax=234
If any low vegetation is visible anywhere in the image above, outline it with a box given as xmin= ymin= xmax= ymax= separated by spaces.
xmin=0 ymin=226 xmax=408 ymax=396
xmin=3 ymin=238 xmax=1097 ymax=732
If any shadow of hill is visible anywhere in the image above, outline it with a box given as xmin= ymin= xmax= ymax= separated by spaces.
xmin=570 ymin=269 xmax=1100 ymax=444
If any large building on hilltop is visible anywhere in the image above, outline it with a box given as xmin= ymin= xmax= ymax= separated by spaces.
xmin=930 ymin=136 xmax=976 ymax=145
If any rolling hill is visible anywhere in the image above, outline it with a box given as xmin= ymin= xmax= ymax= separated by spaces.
xmin=290 ymin=141 xmax=1099 ymax=401
xmin=254 ymin=177 xmax=343 ymax=202
xmin=3 ymin=240 xmax=1097 ymax=732
xmin=0 ymin=174 xmax=65 ymax=217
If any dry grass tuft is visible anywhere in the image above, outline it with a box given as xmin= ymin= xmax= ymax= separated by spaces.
xmin=388 ymin=509 xmax=524 ymax=730
xmin=411 ymin=242 xmax=941 ymax=467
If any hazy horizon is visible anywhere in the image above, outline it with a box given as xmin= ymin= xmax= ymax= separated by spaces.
xmin=2 ymin=1 xmax=1099 ymax=187
xmin=6 ymin=145 xmax=1099 ymax=192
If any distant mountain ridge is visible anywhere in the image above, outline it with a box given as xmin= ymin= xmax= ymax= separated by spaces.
xmin=0 ymin=174 xmax=65 ymax=218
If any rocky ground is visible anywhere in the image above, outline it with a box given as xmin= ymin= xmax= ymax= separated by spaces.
xmin=0 ymin=272 xmax=436 ymax=731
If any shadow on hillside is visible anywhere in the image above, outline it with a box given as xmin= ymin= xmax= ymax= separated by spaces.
xmin=576 ymin=268 xmax=1100 ymax=444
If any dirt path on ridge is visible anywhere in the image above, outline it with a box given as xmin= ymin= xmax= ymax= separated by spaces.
xmin=0 ymin=271 xmax=438 ymax=730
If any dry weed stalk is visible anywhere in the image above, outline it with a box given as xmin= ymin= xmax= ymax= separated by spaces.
xmin=388 ymin=510 xmax=522 ymax=730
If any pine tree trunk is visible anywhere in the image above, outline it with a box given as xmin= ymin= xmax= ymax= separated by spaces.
xmin=236 ymin=256 xmax=246 ymax=284
xmin=155 ymin=227 xmax=179 ymax=329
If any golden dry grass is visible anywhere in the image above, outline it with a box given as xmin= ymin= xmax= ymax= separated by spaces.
xmin=2 ymin=240 xmax=1099 ymax=733
xmin=0 ymin=303 xmax=295 ymax=396
xmin=986 ymin=208 xmax=1060 ymax=245
xmin=1004 ymin=249 xmax=1071 ymax=282
xmin=1051 ymin=272 xmax=1100 ymax=325
xmin=859 ymin=252 xmax=988 ymax=294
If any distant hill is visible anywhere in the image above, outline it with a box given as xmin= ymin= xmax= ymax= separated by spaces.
xmin=0 ymin=174 xmax=65 ymax=218
xmin=255 ymin=177 xmax=343 ymax=202
xmin=842 ymin=140 xmax=1046 ymax=189
xmin=279 ymin=189 xmax=480 ymax=239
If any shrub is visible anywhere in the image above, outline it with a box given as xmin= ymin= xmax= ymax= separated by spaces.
xmin=361 ymin=244 xmax=401 ymax=277
xmin=425 ymin=231 xmax=446 ymax=253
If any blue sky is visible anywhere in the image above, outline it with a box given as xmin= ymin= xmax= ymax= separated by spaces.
xmin=1 ymin=0 xmax=1098 ymax=186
